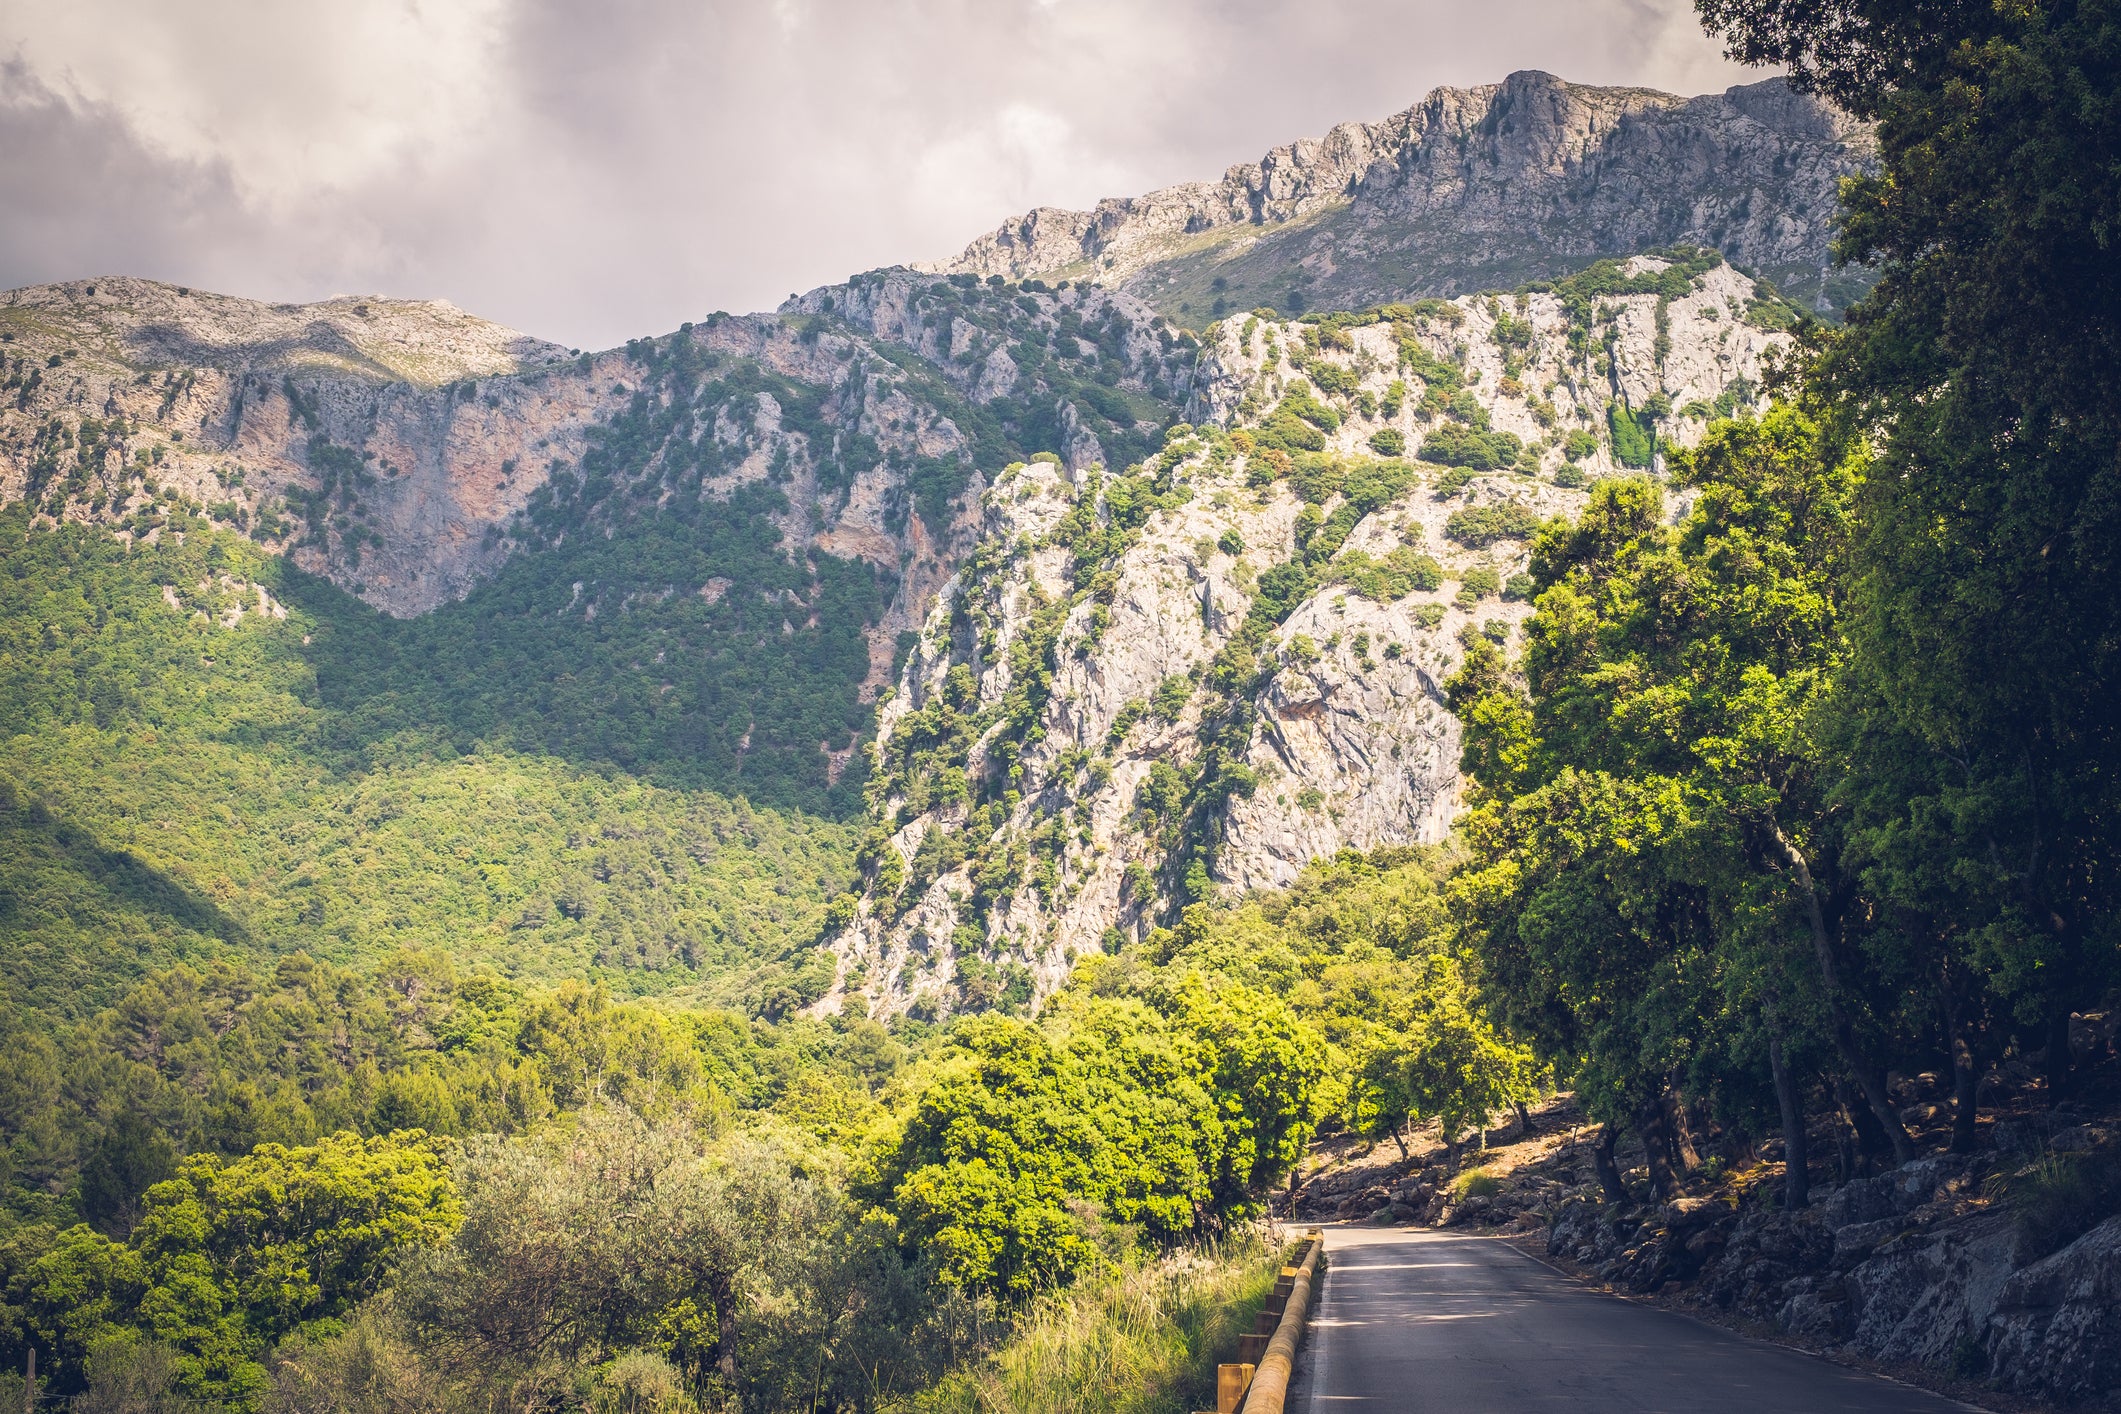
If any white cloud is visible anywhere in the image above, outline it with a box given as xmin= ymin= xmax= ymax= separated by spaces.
xmin=0 ymin=0 xmax=1765 ymax=348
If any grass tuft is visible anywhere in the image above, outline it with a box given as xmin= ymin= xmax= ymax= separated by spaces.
xmin=909 ymin=1236 xmax=1283 ymax=1414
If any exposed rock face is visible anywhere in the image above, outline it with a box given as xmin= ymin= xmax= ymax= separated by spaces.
xmin=930 ymin=72 xmax=1873 ymax=320
xmin=0 ymin=275 xmax=591 ymax=615
xmin=1988 ymin=1216 xmax=2121 ymax=1405
xmin=0 ymin=270 xmax=1194 ymax=678
xmin=824 ymin=254 xmax=1792 ymax=1018
xmin=1545 ymin=1161 xmax=2121 ymax=1408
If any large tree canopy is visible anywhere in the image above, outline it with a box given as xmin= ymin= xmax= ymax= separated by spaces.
xmin=1702 ymin=0 xmax=2121 ymax=1088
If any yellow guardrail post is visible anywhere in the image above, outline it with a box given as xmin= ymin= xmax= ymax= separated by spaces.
xmin=1213 ymin=1229 xmax=1324 ymax=1414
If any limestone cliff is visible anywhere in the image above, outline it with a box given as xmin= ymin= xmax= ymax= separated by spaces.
xmin=0 ymin=272 xmax=1195 ymax=695
xmin=929 ymin=72 xmax=1872 ymax=321
xmin=823 ymin=253 xmax=1793 ymax=1019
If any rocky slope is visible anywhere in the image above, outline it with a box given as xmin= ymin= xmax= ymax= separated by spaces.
xmin=0 ymin=271 xmax=1195 ymax=687
xmin=822 ymin=252 xmax=1796 ymax=1019
xmin=929 ymin=71 xmax=1873 ymax=322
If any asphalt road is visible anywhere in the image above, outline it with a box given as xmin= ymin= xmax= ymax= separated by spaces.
xmin=1287 ymin=1224 xmax=1979 ymax=1412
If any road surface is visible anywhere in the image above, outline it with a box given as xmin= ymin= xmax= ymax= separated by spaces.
xmin=1287 ymin=1224 xmax=1978 ymax=1412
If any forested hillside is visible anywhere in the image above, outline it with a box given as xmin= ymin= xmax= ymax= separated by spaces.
xmin=0 ymin=511 xmax=857 ymax=1018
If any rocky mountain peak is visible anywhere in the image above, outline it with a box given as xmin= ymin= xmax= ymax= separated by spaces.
xmin=927 ymin=74 xmax=1873 ymax=322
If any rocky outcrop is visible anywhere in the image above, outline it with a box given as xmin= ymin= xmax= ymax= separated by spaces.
xmin=823 ymin=253 xmax=1793 ymax=1017
xmin=1544 ymin=1168 xmax=2121 ymax=1407
xmin=0 ymin=275 xmax=593 ymax=614
xmin=929 ymin=72 xmax=1874 ymax=321
xmin=0 ymin=270 xmax=1192 ymax=667
xmin=1988 ymin=1216 xmax=2121 ymax=1405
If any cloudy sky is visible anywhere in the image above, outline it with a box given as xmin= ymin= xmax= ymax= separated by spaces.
xmin=0 ymin=0 xmax=1759 ymax=349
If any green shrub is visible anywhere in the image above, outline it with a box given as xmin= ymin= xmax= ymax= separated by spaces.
xmin=1251 ymin=409 xmax=1327 ymax=456
xmin=1418 ymin=425 xmax=1522 ymax=471
xmin=1992 ymin=1144 xmax=2121 ymax=1259
xmin=1552 ymin=464 xmax=1588 ymax=489
xmin=1150 ymin=674 xmax=1194 ymax=722
xmin=1336 ymin=547 xmax=1444 ymax=603
xmin=1562 ymin=430 xmax=1598 ymax=463
xmin=1608 ymin=404 xmax=1655 ymax=468
xmin=1460 ymin=567 xmax=1502 ymax=599
xmin=1280 ymin=384 xmax=1340 ymax=433
xmin=1368 ymin=428 xmax=1406 ymax=456
xmin=913 ymin=1239 xmax=1281 ymax=1414
xmin=1452 ymin=1168 xmax=1501 ymax=1200
xmin=1444 ymin=502 xmax=1540 ymax=546
xmin=1432 ymin=465 xmax=1477 ymax=498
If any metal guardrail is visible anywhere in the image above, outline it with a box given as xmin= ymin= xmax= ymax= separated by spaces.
xmin=1205 ymin=1228 xmax=1325 ymax=1414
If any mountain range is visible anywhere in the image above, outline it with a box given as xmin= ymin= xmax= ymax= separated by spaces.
xmin=0 ymin=70 xmax=1853 ymax=1015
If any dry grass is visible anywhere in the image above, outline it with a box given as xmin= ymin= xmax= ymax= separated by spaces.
xmin=907 ymin=1236 xmax=1284 ymax=1414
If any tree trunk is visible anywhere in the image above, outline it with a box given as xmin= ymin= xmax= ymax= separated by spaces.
xmin=2016 ymin=846 xmax=2083 ymax=1105
xmin=1515 ymin=1101 xmax=1534 ymax=1138
xmin=1833 ymin=1072 xmax=1890 ymax=1174
xmin=1635 ymin=1090 xmax=1681 ymax=1200
xmin=2045 ymin=1002 xmax=2076 ymax=1104
xmin=1592 ymin=1124 xmax=1632 ymax=1205
xmin=710 ymin=1273 xmax=740 ymax=1386
xmin=1664 ymin=1081 xmax=1703 ymax=1173
xmin=1768 ymin=1030 xmax=1809 ymax=1210
xmin=1940 ymin=972 xmax=1985 ymax=1153
xmin=1769 ymin=824 xmax=1916 ymax=1165
xmin=1951 ymin=1043 xmax=1983 ymax=1153
xmin=1388 ymin=1124 xmax=1409 ymax=1163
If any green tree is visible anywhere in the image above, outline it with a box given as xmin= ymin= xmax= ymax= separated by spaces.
xmin=7 ymin=1131 xmax=456 ymax=1406
xmin=1451 ymin=412 xmax=1945 ymax=1202
xmin=1697 ymin=0 xmax=2121 ymax=1096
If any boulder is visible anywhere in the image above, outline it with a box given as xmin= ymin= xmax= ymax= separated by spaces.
xmin=1984 ymin=1215 xmax=2121 ymax=1407
xmin=1838 ymin=1210 xmax=2020 ymax=1369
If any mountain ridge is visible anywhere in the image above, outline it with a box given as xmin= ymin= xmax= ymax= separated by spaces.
xmin=927 ymin=70 xmax=1872 ymax=322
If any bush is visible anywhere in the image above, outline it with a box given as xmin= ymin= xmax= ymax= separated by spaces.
xmin=1418 ymin=425 xmax=1522 ymax=471
xmin=1444 ymin=502 xmax=1540 ymax=547
xmin=1451 ymin=1169 xmax=1501 ymax=1200
xmin=1460 ymin=567 xmax=1501 ymax=600
xmin=1432 ymin=465 xmax=1477 ymax=498
xmin=1608 ymin=404 xmax=1655 ymax=468
xmin=1336 ymin=547 xmax=1444 ymax=603
xmin=1992 ymin=1144 xmax=2121 ymax=1259
xmin=1250 ymin=409 xmax=1326 ymax=456
xmin=1562 ymin=430 xmax=1598 ymax=463
xmin=1368 ymin=428 xmax=1406 ymax=456
xmin=1150 ymin=674 xmax=1194 ymax=722
xmin=913 ymin=1239 xmax=1281 ymax=1414
xmin=1552 ymin=464 xmax=1588 ymax=489
xmin=1280 ymin=384 xmax=1339 ymax=433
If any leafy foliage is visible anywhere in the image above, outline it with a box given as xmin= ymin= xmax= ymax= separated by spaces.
xmin=5 ymin=1130 xmax=456 ymax=1404
xmin=1418 ymin=424 xmax=1523 ymax=471
xmin=1443 ymin=501 xmax=1541 ymax=547
xmin=864 ymin=978 xmax=1324 ymax=1296
xmin=0 ymin=512 xmax=856 ymax=1022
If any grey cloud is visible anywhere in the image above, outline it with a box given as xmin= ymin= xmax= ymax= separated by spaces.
xmin=0 ymin=1 xmax=1761 ymax=349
